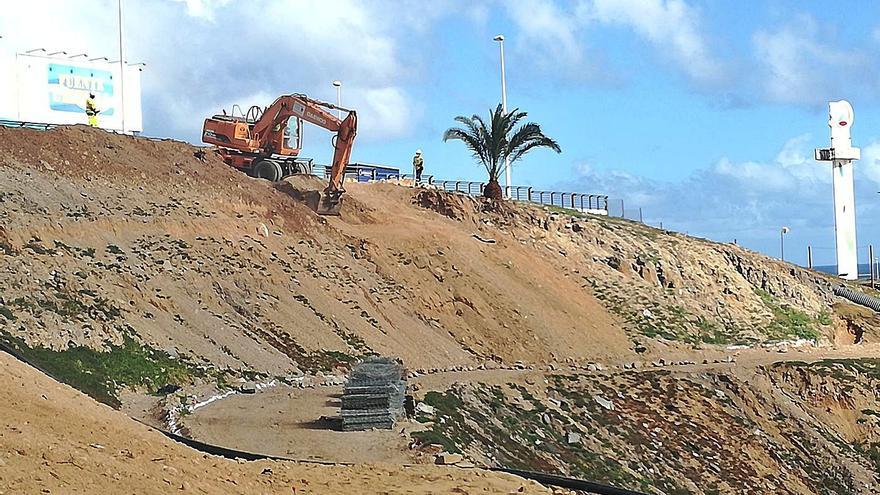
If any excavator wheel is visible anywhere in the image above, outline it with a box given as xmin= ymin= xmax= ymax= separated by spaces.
xmin=252 ymin=159 xmax=283 ymax=182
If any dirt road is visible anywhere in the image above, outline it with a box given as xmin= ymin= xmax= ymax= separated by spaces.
xmin=0 ymin=351 xmax=553 ymax=494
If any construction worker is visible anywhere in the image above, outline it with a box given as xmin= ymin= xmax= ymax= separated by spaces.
xmin=85 ymin=93 xmax=99 ymax=127
xmin=413 ymin=149 xmax=424 ymax=184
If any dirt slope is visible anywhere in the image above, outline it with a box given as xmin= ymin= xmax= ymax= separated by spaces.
xmin=0 ymin=351 xmax=550 ymax=494
xmin=0 ymin=125 xmax=860 ymax=402
xmin=0 ymin=125 xmax=630 ymax=383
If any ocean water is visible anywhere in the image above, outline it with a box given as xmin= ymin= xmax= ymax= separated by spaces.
xmin=813 ymin=264 xmax=876 ymax=279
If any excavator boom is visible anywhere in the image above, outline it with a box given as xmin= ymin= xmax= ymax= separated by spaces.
xmin=202 ymin=93 xmax=357 ymax=215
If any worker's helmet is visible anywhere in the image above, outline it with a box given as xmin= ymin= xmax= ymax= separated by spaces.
xmin=415 ymin=149 xmax=422 ymax=155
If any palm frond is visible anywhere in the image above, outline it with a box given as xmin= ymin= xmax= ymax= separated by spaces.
xmin=443 ymin=104 xmax=561 ymax=187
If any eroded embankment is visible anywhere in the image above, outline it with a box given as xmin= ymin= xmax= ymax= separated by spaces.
xmin=410 ymin=359 xmax=880 ymax=495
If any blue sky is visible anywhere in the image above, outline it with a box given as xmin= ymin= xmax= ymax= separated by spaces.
xmin=4 ymin=0 xmax=880 ymax=267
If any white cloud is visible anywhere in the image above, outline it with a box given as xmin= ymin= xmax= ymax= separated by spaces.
xmin=506 ymin=0 xmax=585 ymax=70
xmin=578 ymin=0 xmax=723 ymax=83
xmin=712 ymin=134 xmax=827 ymax=191
xmin=753 ymin=15 xmax=868 ymax=104
xmin=860 ymin=140 xmax=880 ymax=185
xmin=172 ymin=0 xmax=232 ymax=21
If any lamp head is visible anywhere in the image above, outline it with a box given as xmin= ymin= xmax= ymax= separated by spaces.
xmin=493 ymin=34 xmax=504 ymax=42
xmin=332 ymin=80 xmax=342 ymax=87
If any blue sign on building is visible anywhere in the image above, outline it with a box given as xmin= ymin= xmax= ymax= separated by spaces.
xmin=47 ymin=63 xmax=115 ymax=115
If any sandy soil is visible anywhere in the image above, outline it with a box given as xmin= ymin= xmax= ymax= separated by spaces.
xmin=0 ymin=351 xmax=553 ymax=494
xmin=184 ymin=385 xmax=417 ymax=463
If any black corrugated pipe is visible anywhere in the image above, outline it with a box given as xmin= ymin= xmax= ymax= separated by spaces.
xmin=834 ymin=285 xmax=880 ymax=312
xmin=490 ymin=467 xmax=651 ymax=495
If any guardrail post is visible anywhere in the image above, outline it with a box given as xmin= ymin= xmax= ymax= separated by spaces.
xmin=455 ymin=181 xmax=461 ymax=192
xmin=550 ymin=192 xmax=556 ymax=206
xmin=527 ymin=187 xmax=533 ymax=202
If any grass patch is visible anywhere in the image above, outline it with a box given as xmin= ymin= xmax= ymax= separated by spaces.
xmin=0 ymin=331 xmax=196 ymax=408
xmin=754 ymin=288 xmax=822 ymax=341
xmin=0 ymin=305 xmax=14 ymax=321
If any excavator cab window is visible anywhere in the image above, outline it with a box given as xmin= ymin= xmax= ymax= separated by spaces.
xmin=287 ymin=118 xmax=303 ymax=150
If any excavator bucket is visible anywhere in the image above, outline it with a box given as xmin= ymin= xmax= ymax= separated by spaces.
xmin=304 ymin=190 xmax=343 ymax=216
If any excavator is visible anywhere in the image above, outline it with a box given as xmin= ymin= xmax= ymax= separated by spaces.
xmin=201 ymin=93 xmax=357 ymax=215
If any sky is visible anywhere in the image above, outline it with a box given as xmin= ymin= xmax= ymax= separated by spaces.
xmin=2 ymin=0 xmax=880 ymax=267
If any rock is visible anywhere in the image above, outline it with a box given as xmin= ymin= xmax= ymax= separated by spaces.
xmin=595 ymin=396 xmax=614 ymax=411
xmin=435 ymin=452 xmax=464 ymax=465
xmin=541 ymin=413 xmax=551 ymax=425
xmin=257 ymin=223 xmax=269 ymax=237
xmin=566 ymin=431 xmax=581 ymax=444
xmin=571 ymin=223 xmax=584 ymax=233
xmin=456 ymin=461 xmax=475 ymax=468
xmin=415 ymin=403 xmax=435 ymax=415
xmin=239 ymin=382 xmax=257 ymax=394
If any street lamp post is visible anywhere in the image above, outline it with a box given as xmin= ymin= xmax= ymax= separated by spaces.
xmin=780 ymin=226 xmax=790 ymax=262
xmin=493 ymin=34 xmax=510 ymax=198
xmin=118 ymin=0 xmax=126 ymax=133
xmin=332 ymin=80 xmax=342 ymax=119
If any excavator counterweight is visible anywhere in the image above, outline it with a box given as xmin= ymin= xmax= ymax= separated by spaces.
xmin=202 ymin=93 xmax=357 ymax=215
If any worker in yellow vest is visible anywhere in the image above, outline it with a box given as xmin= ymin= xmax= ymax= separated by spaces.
xmin=413 ymin=149 xmax=424 ymax=184
xmin=85 ymin=93 xmax=99 ymax=127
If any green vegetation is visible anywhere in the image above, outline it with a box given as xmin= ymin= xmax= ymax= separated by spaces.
xmin=0 ymin=305 xmax=14 ymax=321
xmin=8 ymin=291 xmax=121 ymax=322
xmin=0 ymin=331 xmax=197 ymax=408
xmin=105 ymin=244 xmax=125 ymax=255
xmin=754 ymin=288 xmax=824 ymax=342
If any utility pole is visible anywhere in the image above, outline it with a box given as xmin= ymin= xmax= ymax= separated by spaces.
xmin=780 ymin=227 xmax=790 ymax=262
xmin=807 ymin=245 xmax=813 ymax=270
xmin=118 ymin=0 xmax=126 ymax=133
xmin=494 ymin=34 xmax=510 ymax=198
xmin=870 ymin=244 xmax=875 ymax=288
xmin=332 ymin=80 xmax=342 ymax=119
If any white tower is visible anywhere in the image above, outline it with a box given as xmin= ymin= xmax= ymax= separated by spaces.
xmin=815 ymin=100 xmax=860 ymax=280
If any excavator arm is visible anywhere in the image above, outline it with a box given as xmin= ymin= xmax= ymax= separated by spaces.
xmin=248 ymin=94 xmax=357 ymax=214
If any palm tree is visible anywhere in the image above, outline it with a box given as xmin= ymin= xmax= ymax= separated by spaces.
xmin=443 ymin=104 xmax=561 ymax=200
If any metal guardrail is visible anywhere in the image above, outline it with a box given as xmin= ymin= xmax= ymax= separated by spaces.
xmin=313 ymin=166 xmax=610 ymax=214
xmin=431 ymin=179 xmax=609 ymax=213
xmin=0 ymin=119 xmax=57 ymax=130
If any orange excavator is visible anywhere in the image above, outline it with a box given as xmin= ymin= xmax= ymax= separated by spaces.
xmin=202 ymin=93 xmax=357 ymax=215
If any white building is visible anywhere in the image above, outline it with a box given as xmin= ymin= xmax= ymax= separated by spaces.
xmin=0 ymin=50 xmax=144 ymax=133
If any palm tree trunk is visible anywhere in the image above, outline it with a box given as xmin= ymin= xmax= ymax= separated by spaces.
xmin=483 ymin=178 xmax=503 ymax=200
